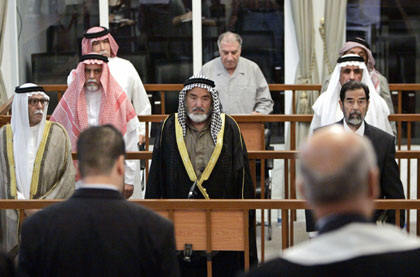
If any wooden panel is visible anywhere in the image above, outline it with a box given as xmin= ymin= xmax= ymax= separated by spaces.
xmin=173 ymin=210 xmax=207 ymax=250
xmin=156 ymin=210 xmax=169 ymax=218
xmin=239 ymin=122 xmax=264 ymax=150
xmin=211 ymin=210 xmax=244 ymax=251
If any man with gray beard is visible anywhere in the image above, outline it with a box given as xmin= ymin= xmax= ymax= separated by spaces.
xmin=306 ymin=81 xmax=405 ymax=232
xmin=146 ymin=75 xmax=257 ymax=277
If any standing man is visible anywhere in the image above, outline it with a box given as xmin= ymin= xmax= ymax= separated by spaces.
xmin=18 ymin=125 xmax=179 ymax=277
xmin=200 ymin=31 xmax=273 ymax=114
xmin=52 ymin=54 xmax=139 ymax=198
xmin=310 ymin=54 xmax=393 ymax=135
xmin=306 ymin=81 xmax=405 ymax=232
xmin=68 ymin=26 xmax=151 ymax=143
xmin=146 ymin=75 xmax=257 ymax=276
xmin=245 ymin=126 xmax=420 ymax=276
xmin=0 ymin=84 xmax=75 ymax=257
xmin=322 ymin=37 xmax=396 ymax=135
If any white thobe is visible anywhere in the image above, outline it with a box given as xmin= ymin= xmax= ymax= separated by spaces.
xmin=85 ymin=89 xmax=139 ymax=186
xmin=17 ymin=125 xmax=40 ymax=200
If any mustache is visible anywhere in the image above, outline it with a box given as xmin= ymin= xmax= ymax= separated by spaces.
xmin=87 ymin=79 xmax=99 ymax=84
xmin=34 ymin=110 xmax=43 ymax=115
xmin=350 ymin=110 xmax=362 ymax=117
xmin=192 ymin=107 xmax=205 ymax=113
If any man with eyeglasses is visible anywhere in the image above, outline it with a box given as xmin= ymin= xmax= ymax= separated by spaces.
xmin=0 ymin=83 xmax=75 ymax=259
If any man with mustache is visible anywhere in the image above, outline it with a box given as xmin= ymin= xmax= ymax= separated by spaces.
xmin=52 ymin=54 xmax=140 ymax=199
xmin=68 ymin=26 xmax=151 ymax=144
xmin=146 ymin=75 xmax=257 ymax=276
xmin=310 ymin=54 xmax=393 ymax=135
xmin=306 ymin=81 xmax=405 ymax=232
xmin=0 ymin=83 xmax=75 ymax=259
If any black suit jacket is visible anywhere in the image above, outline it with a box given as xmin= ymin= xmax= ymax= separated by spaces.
xmin=18 ymin=188 xmax=180 ymax=277
xmin=306 ymin=120 xmax=405 ymax=231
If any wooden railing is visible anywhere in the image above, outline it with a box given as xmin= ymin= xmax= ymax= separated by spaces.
xmin=1 ymin=199 xmax=419 ymax=263
xmin=2 ymin=83 xmax=419 ymax=115
xmin=68 ymin=149 xmax=420 ymax=261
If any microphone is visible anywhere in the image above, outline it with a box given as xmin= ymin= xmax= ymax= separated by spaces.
xmin=188 ymin=180 xmax=198 ymax=199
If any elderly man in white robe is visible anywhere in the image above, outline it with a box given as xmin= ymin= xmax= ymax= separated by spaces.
xmin=68 ymin=26 xmax=151 ymax=144
xmin=310 ymin=54 xmax=393 ymax=135
xmin=0 ymin=84 xmax=75 ymax=258
xmin=53 ymin=54 xmax=140 ymax=199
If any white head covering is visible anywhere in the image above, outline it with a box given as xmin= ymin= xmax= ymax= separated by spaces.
xmin=310 ymin=54 xmax=393 ymax=135
xmin=12 ymin=83 xmax=49 ymax=199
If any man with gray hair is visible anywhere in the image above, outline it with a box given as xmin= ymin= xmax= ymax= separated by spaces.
xmin=244 ymin=126 xmax=420 ymax=276
xmin=146 ymin=75 xmax=257 ymax=276
xmin=200 ymin=31 xmax=273 ymax=114
xmin=0 ymin=84 xmax=75 ymax=258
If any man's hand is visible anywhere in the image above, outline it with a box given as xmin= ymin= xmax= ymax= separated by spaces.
xmin=124 ymin=184 xmax=134 ymax=199
xmin=24 ymin=209 xmax=40 ymax=217
xmin=138 ymin=134 xmax=145 ymax=144
xmin=251 ymin=111 xmax=261 ymax=115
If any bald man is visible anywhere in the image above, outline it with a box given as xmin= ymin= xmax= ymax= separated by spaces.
xmin=244 ymin=126 xmax=420 ymax=277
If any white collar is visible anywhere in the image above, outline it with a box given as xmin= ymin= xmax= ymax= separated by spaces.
xmin=343 ymin=119 xmax=365 ymax=136
xmin=77 ymin=183 xmax=118 ymax=191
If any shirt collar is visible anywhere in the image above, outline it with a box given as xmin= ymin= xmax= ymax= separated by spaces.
xmin=77 ymin=183 xmax=118 ymax=191
xmin=343 ymin=119 xmax=365 ymax=136
xmin=216 ymin=57 xmax=244 ymax=77
xmin=186 ymin=118 xmax=211 ymax=133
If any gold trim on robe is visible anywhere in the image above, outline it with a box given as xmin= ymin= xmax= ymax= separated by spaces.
xmin=30 ymin=121 xmax=51 ymax=198
xmin=5 ymin=125 xmax=17 ymax=198
xmin=174 ymin=113 xmax=226 ymax=199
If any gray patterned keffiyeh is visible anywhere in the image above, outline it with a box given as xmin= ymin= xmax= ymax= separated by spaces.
xmin=178 ymin=75 xmax=222 ymax=144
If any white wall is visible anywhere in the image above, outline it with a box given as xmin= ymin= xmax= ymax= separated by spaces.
xmin=1 ymin=0 xmax=19 ymax=98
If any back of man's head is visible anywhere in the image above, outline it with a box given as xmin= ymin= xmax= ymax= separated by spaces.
xmin=77 ymin=125 xmax=125 ymax=179
xmin=299 ymin=126 xmax=379 ymax=217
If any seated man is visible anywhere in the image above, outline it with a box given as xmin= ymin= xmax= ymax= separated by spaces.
xmin=18 ymin=125 xmax=179 ymax=277
xmin=0 ymin=84 xmax=75 ymax=258
xmin=146 ymin=75 xmax=257 ymax=276
xmin=68 ymin=26 xmax=151 ymax=143
xmin=52 ymin=54 xmax=139 ymax=198
xmin=245 ymin=126 xmax=420 ymax=277
xmin=200 ymin=31 xmax=273 ymax=114
xmin=322 ymin=37 xmax=396 ymax=135
xmin=310 ymin=54 xmax=392 ymax=135
xmin=306 ymin=81 xmax=405 ymax=232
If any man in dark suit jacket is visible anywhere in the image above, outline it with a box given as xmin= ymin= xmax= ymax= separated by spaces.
xmin=244 ymin=126 xmax=420 ymax=277
xmin=306 ymin=81 xmax=405 ymax=232
xmin=18 ymin=125 xmax=180 ymax=277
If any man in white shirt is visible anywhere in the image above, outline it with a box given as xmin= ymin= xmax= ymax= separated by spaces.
xmin=200 ymin=31 xmax=273 ymax=114
xmin=306 ymin=81 xmax=405 ymax=232
xmin=52 ymin=54 xmax=140 ymax=198
xmin=0 ymin=83 xmax=75 ymax=258
xmin=18 ymin=125 xmax=179 ymax=277
xmin=68 ymin=26 xmax=151 ymax=143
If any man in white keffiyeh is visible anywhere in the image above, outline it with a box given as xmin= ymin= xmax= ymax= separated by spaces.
xmin=146 ymin=75 xmax=258 ymax=276
xmin=310 ymin=54 xmax=393 ymax=135
xmin=0 ymin=84 xmax=75 ymax=257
